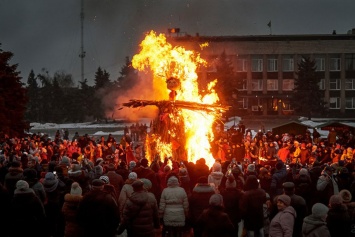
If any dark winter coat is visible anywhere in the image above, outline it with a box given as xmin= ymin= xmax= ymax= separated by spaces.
xmin=302 ymin=215 xmax=331 ymax=237
xmin=78 ymin=189 xmax=120 ymax=237
xmin=220 ymin=187 xmax=243 ymax=229
xmin=118 ymin=190 xmax=160 ymax=237
xmin=133 ymin=166 xmax=160 ymax=199
xmin=270 ymin=165 xmax=287 ymax=198
xmin=326 ymin=204 xmax=351 ymax=237
xmin=10 ymin=189 xmax=46 ymax=237
xmin=240 ymin=186 xmax=266 ymax=231
xmin=194 ymin=205 xmax=235 ymax=237
xmin=61 ymin=193 xmax=84 ymax=237
xmin=4 ymin=166 xmax=23 ymax=198
xmin=188 ymin=183 xmax=215 ymax=226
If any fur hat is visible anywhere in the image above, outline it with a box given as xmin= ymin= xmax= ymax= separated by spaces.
xmin=212 ymin=162 xmax=222 ymax=172
xmin=277 ymin=194 xmax=291 ymax=206
xmin=99 ymin=175 xmax=110 ymax=184
xmin=167 ymin=175 xmax=179 ymax=186
xmin=329 ymin=194 xmax=343 ymax=207
xmin=179 ymin=168 xmax=187 ymax=176
xmin=209 ymin=194 xmax=224 ymax=207
xmin=43 ymin=172 xmax=59 ymax=192
xmin=128 ymin=172 xmax=137 ymax=180
xmin=60 ymin=156 xmax=71 ymax=166
xmin=299 ymin=168 xmax=308 ymax=176
xmin=140 ymin=178 xmax=152 ymax=191
xmin=70 ymin=182 xmax=82 ymax=196
xmin=14 ymin=180 xmax=34 ymax=194
xmin=247 ymin=164 xmax=255 ymax=172
xmin=312 ymin=203 xmax=329 ymax=218
xmin=339 ymin=189 xmax=352 ymax=203
xmin=129 ymin=161 xmax=136 ymax=170
xmin=107 ymin=163 xmax=116 ymax=171
xmin=92 ymin=179 xmax=105 ymax=189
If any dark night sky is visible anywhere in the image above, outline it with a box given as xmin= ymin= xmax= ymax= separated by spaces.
xmin=1 ymin=0 xmax=355 ymax=85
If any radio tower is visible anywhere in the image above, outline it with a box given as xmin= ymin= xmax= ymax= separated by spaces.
xmin=79 ymin=0 xmax=86 ymax=82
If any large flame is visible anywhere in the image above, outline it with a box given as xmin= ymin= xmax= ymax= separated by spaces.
xmin=132 ymin=31 xmax=219 ymax=167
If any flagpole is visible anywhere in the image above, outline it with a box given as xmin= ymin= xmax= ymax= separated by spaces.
xmin=267 ymin=20 xmax=272 ymax=35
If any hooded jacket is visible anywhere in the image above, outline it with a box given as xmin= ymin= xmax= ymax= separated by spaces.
xmin=302 ymin=215 xmax=330 ymax=237
xmin=269 ymin=205 xmax=296 ymax=237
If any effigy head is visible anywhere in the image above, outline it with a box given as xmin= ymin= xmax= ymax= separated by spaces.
xmin=166 ymin=77 xmax=181 ymax=91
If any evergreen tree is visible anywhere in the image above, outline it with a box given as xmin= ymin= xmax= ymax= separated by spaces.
xmin=291 ymin=56 xmax=324 ymax=119
xmin=0 ymin=46 xmax=29 ymax=137
xmin=93 ymin=67 xmax=112 ymax=120
xmin=37 ymin=69 xmax=53 ymax=122
xmin=26 ymin=70 xmax=40 ymax=121
xmin=94 ymin=67 xmax=111 ymax=89
xmin=117 ymin=56 xmax=139 ymax=90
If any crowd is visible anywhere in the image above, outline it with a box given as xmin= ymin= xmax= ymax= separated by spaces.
xmin=0 ymin=123 xmax=355 ymax=237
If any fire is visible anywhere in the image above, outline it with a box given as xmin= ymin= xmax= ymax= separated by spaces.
xmin=132 ymin=31 xmax=220 ymax=167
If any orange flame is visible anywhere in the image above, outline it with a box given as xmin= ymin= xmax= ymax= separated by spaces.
xmin=132 ymin=31 xmax=219 ymax=167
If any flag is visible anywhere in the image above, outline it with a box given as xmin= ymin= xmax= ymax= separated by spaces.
xmin=267 ymin=21 xmax=271 ymax=28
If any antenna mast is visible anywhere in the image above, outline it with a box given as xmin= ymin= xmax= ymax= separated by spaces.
xmin=79 ymin=0 xmax=86 ymax=82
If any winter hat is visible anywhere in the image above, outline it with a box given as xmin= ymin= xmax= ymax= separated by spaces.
xmin=107 ymin=163 xmax=116 ymax=171
xmin=94 ymin=165 xmax=103 ymax=175
xmin=247 ymin=164 xmax=255 ymax=172
xmin=140 ymin=178 xmax=152 ymax=191
xmin=275 ymin=161 xmax=283 ymax=170
xmin=209 ymin=194 xmax=224 ymax=207
xmin=70 ymin=182 xmax=82 ymax=196
xmin=259 ymin=167 xmax=268 ymax=175
xmin=141 ymin=158 xmax=149 ymax=168
xmin=339 ymin=189 xmax=352 ymax=203
xmin=132 ymin=180 xmax=144 ymax=191
xmin=60 ymin=156 xmax=71 ymax=166
xmin=277 ymin=194 xmax=291 ymax=206
xmin=91 ymin=179 xmax=105 ymax=189
xmin=43 ymin=172 xmax=59 ymax=192
xmin=129 ymin=161 xmax=136 ymax=170
xmin=329 ymin=194 xmax=343 ymax=207
xmin=164 ymin=164 xmax=172 ymax=173
xmin=95 ymin=158 xmax=104 ymax=166
xmin=225 ymin=175 xmax=236 ymax=188
xmin=299 ymin=168 xmax=308 ymax=176
xmin=128 ymin=172 xmax=138 ymax=180
xmin=312 ymin=203 xmax=329 ymax=219
xmin=197 ymin=176 xmax=208 ymax=184
xmin=283 ymin=182 xmax=295 ymax=192
xmin=99 ymin=175 xmax=110 ymax=184
xmin=68 ymin=164 xmax=82 ymax=175
xmin=167 ymin=175 xmax=179 ymax=186
xmin=212 ymin=162 xmax=222 ymax=172
xmin=14 ymin=180 xmax=34 ymax=194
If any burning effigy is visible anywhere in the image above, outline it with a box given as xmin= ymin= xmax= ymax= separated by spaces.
xmin=123 ymin=31 xmax=229 ymax=167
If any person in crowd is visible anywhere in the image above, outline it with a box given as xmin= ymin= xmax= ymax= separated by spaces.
xmin=208 ymin=161 xmax=224 ymax=193
xmin=326 ymin=194 xmax=351 ymax=237
xmin=9 ymin=180 xmax=46 ymax=237
xmin=194 ymin=193 xmax=235 ymax=237
xmin=4 ymin=160 xmax=24 ymax=198
xmin=294 ymin=168 xmax=313 ymax=211
xmin=302 ymin=203 xmax=330 ymax=237
xmin=240 ymin=175 xmax=266 ymax=237
xmin=316 ymin=165 xmax=339 ymax=205
xmin=188 ymin=176 xmax=215 ymax=235
xmin=61 ymin=182 xmax=84 ymax=237
xmin=269 ymin=194 xmax=296 ymax=237
xmin=117 ymin=179 xmax=160 ymax=237
xmin=159 ymin=175 xmax=189 ymax=237
xmin=339 ymin=189 xmax=355 ymax=222
xmin=119 ymin=172 xmax=137 ymax=216
xmin=178 ymin=166 xmax=191 ymax=196
xmin=105 ymin=163 xmax=124 ymax=202
xmin=258 ymin=166 xmax=272 ymax=194
xmin=133 ymin=158 xmax=160 ymax=200
xmin=78 ymin=179 xmax=120 ymax=237
xmin=270 ymin=160 xmax=287 ymax=199
xmin=23 ymin=167 xmax=46 ymax=204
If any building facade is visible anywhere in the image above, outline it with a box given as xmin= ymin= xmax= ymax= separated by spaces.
xmin=170 ymin=31 xmax=355 ymax=117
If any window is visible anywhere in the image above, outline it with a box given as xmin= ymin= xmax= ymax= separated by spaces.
xmin=237 ymin=98 xmax=248 ymax=109
xmin=240 ymin=79 xmax=247 ymax=91
xmin=315 ymin=57 xmax=325 ymax=71
xmin=329 ymin=57 xmax=341 ymax=71
xmin=252 ymin=56 xmax=263 ymax=72
xmin=283 ymin=56 xmax=294 ymax=72
xmin=318 ymin=79 xmax=325 ymax=90
xmin=329 ymin=79 xmax=341 ymax=90
xmin=345 ymin=54 xmax=355 ymax=71
xmin=251 ymin=79 xmax=263 ymax=91
xmin=329 ymin=97 xmax=340 ymax=109
xmin=282 ymin=100 xmax=294 ymax=111
xmin=282 ymin=79 xmax=294 ymax=91
xmin=236 ymin=58 xmax=247 ymax=72
xmin=345 ymin=79 xmax=355 ymax=90
xmin=267 ymin=56 xmax=278 ymax=72
xmin=346 ymin=97 xmax=355 ymax=109
xmin=267 ymin=79 xmax=278 ymax=91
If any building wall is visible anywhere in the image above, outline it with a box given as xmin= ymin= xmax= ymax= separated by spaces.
xmin=171 ymin=34 xmax=355 ymax=117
